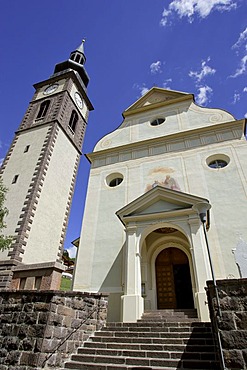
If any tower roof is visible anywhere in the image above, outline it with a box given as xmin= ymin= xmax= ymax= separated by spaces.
xmin=75 ymin=39 xmax=85 ymax=54
xmin=69 ymin=39 xmax=86 ymax=65
xmin=52 ymin=40 xmax=89 ymax=88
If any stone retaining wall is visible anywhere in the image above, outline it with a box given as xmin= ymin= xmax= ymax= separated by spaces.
xmin=207 ymin=278 xmax=247 ymax=370
xmin=0 ymin=290 xmax=108 ymax=369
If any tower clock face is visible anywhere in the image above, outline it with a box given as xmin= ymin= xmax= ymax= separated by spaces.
xmin=43 ymin=84 xmax=59 ymax=95
xmin=74 ymin=92 xmax=83 ymax=109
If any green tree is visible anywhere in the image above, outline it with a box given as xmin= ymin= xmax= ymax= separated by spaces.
xmin=0 ymin=179 xmax=12 ymax=251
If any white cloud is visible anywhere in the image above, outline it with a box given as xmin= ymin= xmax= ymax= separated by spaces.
xmin=245 ymin=113 xmax=247 ymax=118
xmin=231 ymin=55 xmax=247 ymax=77
xmin=232 ymin=27 xmax=247 ymax=50
xmin=140 ymin=86 xmax=149 ymax=96
xmin=133 ymin=83 xmax=149 ymax=96
xmin=189 ymin=58 xmax=216 ymax=83
xmin=163 ymin=78 xmax=173 ymax=89
xmin=232 ymin=92 xmax=240 ymax=104
xmin=231 ymin=27 xmax=247 ymax=78
xmin=160 ymin=0 xmax=237 ymax=26
xmin=66 ymin=245 xmax=77 ymax=259
xmin=243 ymin=87 xmax=247 ymax=92
xmin=196 ymin=85 xmax=213 ymax=105
xmin=150 ymin=61 xmax=162 ymax=74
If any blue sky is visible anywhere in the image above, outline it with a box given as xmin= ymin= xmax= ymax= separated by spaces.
xmin=1 ymin=1 xmax=247 ymax=257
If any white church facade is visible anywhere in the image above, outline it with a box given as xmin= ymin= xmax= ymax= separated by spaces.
xmin=73 ymin=87 xmax=247 ymax=323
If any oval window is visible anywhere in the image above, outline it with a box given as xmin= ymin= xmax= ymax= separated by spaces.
xmin=206 ymin=154 xmax=230 ymax=169
xmin=150 ymin=118 xmax=165 ymax=126
xmin=106 ymin=173 xmax=124 ymax=187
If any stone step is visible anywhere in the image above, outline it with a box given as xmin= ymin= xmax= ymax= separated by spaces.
xmin=144 ymin=309 xmax=197 ymax=313
xmin=94 ymin=330 xmax=213 ymax=338
xmin=140 ymin=316 xmax=198 ymax=320
xmin=84 ymin=341 xmax=216 ymax=352
xmin=78 ymin=347 xmax=217 ymax=360
xmin=63 ymin=310 xmax=218 ymax=370
xmin=65 ymin=354 xmax=219 ymax=369
xmin=104 ymin=325 xmax=212 ymax=332
xmin=91 ymin=336 xmax=214 ymax=345
xmin=65 ymin=362 xmax=177 ymax=370
xmin=65 ymin=363 xmax=218 ymax=370
xmin=107 ymin=321 xmax=210 ymax=328
xmin=141 ymin=310 xmax=198 ymax=321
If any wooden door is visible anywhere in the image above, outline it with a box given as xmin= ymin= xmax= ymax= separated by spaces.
xmin=155 ymin=248 xmax=193 ymax=309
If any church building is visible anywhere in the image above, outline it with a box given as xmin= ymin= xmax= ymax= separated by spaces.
xmin=73 ymin=87 xmax=247 ymax=323
xmin=0 ymin=41 xmax=93 ymax=290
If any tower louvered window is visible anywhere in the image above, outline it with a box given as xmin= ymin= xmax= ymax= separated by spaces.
xmin=68 ymin=110 xmax=78 ymax=133
xmin=36 ymin=100 xmax=50 ymax=119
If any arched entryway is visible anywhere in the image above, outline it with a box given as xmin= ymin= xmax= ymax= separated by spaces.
xmin=155 ymin=247 xmax=194 ymax=309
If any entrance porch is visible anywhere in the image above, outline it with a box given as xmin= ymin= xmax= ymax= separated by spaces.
xmin=116 ymin=186 xmax=212 ymax=322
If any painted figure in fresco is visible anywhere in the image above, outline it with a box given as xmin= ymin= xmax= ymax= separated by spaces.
xmin=163 ymin=175 xmax=180 ymax=191
xmin=145 ymin=175 xmax=181 ymax=192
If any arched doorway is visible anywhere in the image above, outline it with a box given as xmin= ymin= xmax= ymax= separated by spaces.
xmin=155 ymin=247 xmax=194 ymax=309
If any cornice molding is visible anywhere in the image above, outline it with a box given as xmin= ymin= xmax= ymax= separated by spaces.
xmin=87 ymin=119 xmax=245 ymax=167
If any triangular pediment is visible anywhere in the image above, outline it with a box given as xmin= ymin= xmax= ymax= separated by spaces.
xmin=123 ymin=87 xmax=192 ymax=117
xmin=116 ymin=186 xmax=209 ymax=225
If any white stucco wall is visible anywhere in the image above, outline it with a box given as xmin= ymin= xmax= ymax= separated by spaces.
xmin=0 ymin=125 xmax=49 ymax=260
xmin=74 ymin=90 xmax=246 ymax=321
xmin=94 ymin=101 xmax=235 ymax=152
xmin=22 ymin=127 xmax=78 ymax=263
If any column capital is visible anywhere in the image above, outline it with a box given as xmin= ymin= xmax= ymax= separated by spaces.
xmin=125 ymin=224 xmax=137 ymax=235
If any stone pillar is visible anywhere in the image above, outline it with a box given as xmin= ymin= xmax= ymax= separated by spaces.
xmin=189 ymin=217 xmax=211 ymax=321
xmin=121 ymin=225 xmax=144 ymax=322
xmin=207 ymin=278 xmax=247 ymax=370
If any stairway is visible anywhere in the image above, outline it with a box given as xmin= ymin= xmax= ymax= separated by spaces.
xmin=64 ymin=309 xmax=219 ymax=369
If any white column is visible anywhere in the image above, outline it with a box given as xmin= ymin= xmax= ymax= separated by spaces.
xmin=121 ymin=225 xmax=144 ymax=322
xmin=188 ymin=217 xmax=211 ymax=322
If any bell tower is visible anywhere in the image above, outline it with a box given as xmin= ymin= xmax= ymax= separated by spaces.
xmin=0 ymin=40 xmax=93 ymax=290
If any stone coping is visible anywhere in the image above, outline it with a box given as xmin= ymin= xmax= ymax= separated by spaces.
xmin=207 ymin=277 xmax=247 ymax=287
xmin=12 ymin=261 xmax=65 ymax=271
xmin=0 ymin=289 xmax=109 ymax=298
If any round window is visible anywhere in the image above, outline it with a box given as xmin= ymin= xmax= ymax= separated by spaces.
xmin=206 ymin=154 xmax=230 ymax=169
xmin=208 ymin=160 xmax=228 ymax=169
xmin=106 ymin=173 xmax=124 ymax=187
xmin=150 ymin=118 xmax=165 ymax=126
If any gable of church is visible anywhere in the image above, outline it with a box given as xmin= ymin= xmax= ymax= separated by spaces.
xmin=117 ymin=185 xmax=209 ymax=224
xmin=93 ymin=87 xmax=237 ymax=154
xmin=123 ymin=87 xmax=191 ymax=117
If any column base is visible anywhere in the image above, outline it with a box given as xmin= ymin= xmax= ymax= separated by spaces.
xmin=195 ymin=291 xmax=210 ymax=321
xmin=10 ymin=261 xmax=65 ymax=290
xmin=121 ymin=294 xmax=144 ymax=322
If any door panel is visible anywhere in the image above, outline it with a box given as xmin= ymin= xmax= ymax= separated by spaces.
xmin=155 ymin=248 xmax=193 ymax=309
xmin=156 ymin=263 xmax=176 ymax=309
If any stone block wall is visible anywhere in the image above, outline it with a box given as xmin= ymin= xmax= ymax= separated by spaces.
xmin=207 ymin=278 xmax=247 ymax=370
xmin=0 ymin=290 xmax=108 ymax=369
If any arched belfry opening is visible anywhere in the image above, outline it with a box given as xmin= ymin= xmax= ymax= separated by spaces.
xmin=155 ymin=247 xmax=194 ymax=309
